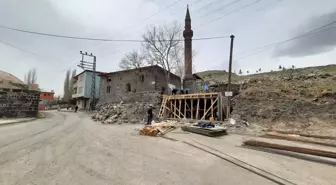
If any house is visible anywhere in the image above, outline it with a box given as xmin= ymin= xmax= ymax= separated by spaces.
xmin=39 ymin=91 xmax=55 ymax=110
xmin=72 ymin=70 xmax=103 ymax=109
xmin=99 ymin=65 xmax=181 ymax=104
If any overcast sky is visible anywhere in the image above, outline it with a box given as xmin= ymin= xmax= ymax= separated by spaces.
xmin=1 ymin=0 xmax=336 ymax=95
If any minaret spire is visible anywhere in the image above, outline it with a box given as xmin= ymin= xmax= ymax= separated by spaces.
xmin=183 ymin=5 xmax=193 ymax=80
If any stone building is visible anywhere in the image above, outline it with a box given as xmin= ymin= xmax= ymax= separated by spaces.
xmin=0 ymin=70 xmax=39 ymax=118
xmin=72 ymin=70 xmax=103 ymax=109
xmin=99 ymin=65 xmax=181 ymax=104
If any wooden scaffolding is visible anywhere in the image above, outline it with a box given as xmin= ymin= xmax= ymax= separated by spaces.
xmin=158 ymin=92 xmax=225 ymax=121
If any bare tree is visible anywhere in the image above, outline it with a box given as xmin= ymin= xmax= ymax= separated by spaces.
xmin=173 ymin=45 xmax=197 ymax=79
xmin=24 ymin=68 xmax=37 ymax=84
xmin=142 ymin=22 xmax=181 ymax=88
xmin=31 ymin=68 xmax=37 ymax=84
xmin=63 ymin=69 xmax=71 ymax=102
xmin=119 ymin=50 xmax=146 ymax=70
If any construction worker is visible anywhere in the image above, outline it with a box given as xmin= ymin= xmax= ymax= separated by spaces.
xmin=147 ymin=104 xmax=154 ymax=125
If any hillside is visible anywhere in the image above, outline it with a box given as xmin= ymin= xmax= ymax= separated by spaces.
xmin=198 ymin=65 xmax=336 ymax=132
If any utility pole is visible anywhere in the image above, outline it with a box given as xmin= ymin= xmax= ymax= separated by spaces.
xmin=227 ymin=35 xmax=235 ymax=120
xmin=78 ymin=51 xmax=97 ymax=111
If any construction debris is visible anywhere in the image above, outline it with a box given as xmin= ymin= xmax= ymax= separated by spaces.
xmin=243 ymin=139 xmax=336 ymax=159
xmin=139 ymin=120 xmax=180 ymax=137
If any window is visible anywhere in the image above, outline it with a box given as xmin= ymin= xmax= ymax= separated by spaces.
xmin=107 ymin=77 xmax=111 ymax=82
xmin=107 ymin=86 xmax=111 ymax=93
xmin=126 ymin=83 xmax=131 ymax=92
xmin=78 ymin=86 xmax=83 ymax=93
xmin=118 ymin=76 xmax=122 ymax=80
xmin=44 ymin=93 xmax=47 ymax=96
xmin=140 ymin=75 xmax=144 ymax=82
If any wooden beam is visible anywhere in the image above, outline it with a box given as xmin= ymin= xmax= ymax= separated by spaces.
xmin=170 ymin=100 xmax=173 ymax=118
xmin=164 ymin=105 xmax=181 ymax=119
xmin=261 ymin=134 xmax=336 ymax=148
xmin=170 ymin=101 xmax=184 ymax=118
xmin=243 ymin=140 xmax=336 ymax=159
xmin=174 ymin=99 xmax=177 ymax=118
xmin=263 ymin=129 xmax=336 ymax=140
xmin=211 ymin=98 xmax=214 ymax=118
xmin=184 ymin=99 xmax=187 ymax=119
xmin=201 ymin=97 xmax=218 ymax=120
xmin=179 ymin=99 xmax=182 ymax=118
xmin=191 ymin=100 xmax=193 ymax=120
xmin=203 ymin=98 xmax=207 ymax=120
xmin=196 ymin=98 xmax=200 ymax=120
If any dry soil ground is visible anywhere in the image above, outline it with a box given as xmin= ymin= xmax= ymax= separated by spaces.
xmin=0 ymin=111 xmax=335 ymax=185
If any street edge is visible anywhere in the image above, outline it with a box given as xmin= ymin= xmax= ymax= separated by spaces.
xmin=0 ymin=112 xmax=44 ymax=127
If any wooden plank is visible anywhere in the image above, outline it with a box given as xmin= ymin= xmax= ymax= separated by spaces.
xmin=211 ymin=98 xmax=214 ymax=118
xmin=261 ymin=134 xmax=336 ymax=148
xmin=196 ymin=98 xmax=200 ymax=120
xmin=191 ymin=100 xmax=193 ymax=120
xmin=201 ymin=97 xmax=218 ymax=120
xmin=243 ymin=140 xmax=336 ymax=159
xmin=264 ymin=129 xmax=336 ymax=140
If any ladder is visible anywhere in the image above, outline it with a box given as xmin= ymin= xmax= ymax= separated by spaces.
xmin=158 ymin=96 xmax=169 ymax=118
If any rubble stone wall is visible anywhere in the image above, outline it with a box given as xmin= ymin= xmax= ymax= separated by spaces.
xmin=0 ymin=89 xmax=40 ymax=118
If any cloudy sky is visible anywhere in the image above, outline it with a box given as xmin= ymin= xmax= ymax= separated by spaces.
xmin=1 ymin=0 xmax=336 ymax=95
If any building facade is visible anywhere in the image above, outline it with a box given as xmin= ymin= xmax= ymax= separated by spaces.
xmin=38 ymin=91 xmax=54 ymax=111
xmin=72 ymin=70 xmax=102 ymax=109
xmin=99 ymin=65 xmax=181 ymax=104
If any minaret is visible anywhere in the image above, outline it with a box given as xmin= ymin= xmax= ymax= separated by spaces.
xmin=183 ymin=5 xmax=193 ymax=80
xmin=182 ymin=5 xmax=196 ymax=93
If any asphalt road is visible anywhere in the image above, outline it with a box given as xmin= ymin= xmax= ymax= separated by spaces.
xmin=0 ymin=111 xmax=275 ymax=185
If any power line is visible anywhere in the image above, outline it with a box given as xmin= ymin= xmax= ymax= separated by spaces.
xmin=199 ymin=0 xmax=262 ymax=26
xmin=236 ymin=21 xmax=336 ymax=60
xmin=141 ymin=0 xmax=183 ymax=22
xmin=0 ymin=25 xmax=229 ymax=42
xmin=196 ymin=0 xmax=244 ymax=19
xmin=254 ymin=0 xmax=283 ymax=12
xmin=0 ymin=39 xmax=41 ymax=57
xmin=193 ymin=0 xmax=225 ymax=13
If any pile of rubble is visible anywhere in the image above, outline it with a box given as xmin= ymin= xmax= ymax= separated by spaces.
xmin=92 ymin=101 xmax=160 ymax=124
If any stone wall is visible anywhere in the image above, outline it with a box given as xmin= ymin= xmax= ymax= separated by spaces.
xmin=0 ymin=89 xmax=40 ymax=118
xmin=99 ymin=66 xmax=181 ymax=104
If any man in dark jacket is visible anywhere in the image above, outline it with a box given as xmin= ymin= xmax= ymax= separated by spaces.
xmin=147 ymin=104 xmax=154 ymax=125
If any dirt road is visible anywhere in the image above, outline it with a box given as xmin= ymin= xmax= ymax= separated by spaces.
xmin=0 ymin=111 xmax=277 ymax=185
